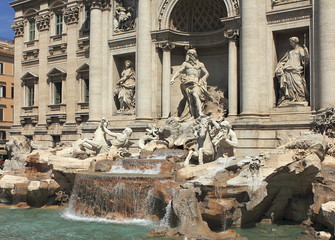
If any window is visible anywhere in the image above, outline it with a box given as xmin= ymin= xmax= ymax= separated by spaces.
xmin=83 ymin=78 xmax=89 ymax=102
xmin=27 ymin=85 xmax=34 ymax=106
xmin=11 ymin=86 xmax=14 ymax=99
xmin=0 ymin=131 xmax=6 ymax=140
xmin=55 ymin=13 xmax=63 ymax=35
xmin=84 ymin=7 xmax=90 ymax=30
xmin=54 ymin=81 xmax=62 ymax=104
xmin=0 ymin=109 xmax=3 ymax=121
xmin=0 ymin=63 xmax=3 ymax=74
xmin=29 ymin=20 xmax=35 ymax=41
xmin=0 ymin=86 xmax=6 ymax=98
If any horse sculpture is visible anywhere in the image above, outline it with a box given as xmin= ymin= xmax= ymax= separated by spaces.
xmin=184 ymin=116 xmax=216 ymax=166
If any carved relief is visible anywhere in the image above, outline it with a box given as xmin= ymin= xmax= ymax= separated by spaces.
xmin=64 ymin=7 xmax=79 ymax=25
xmin=36 ymin=14 xmax=50 ymax=31
xmin=114 ymin=60 xmax=136 ymax=114
xmin=275 ymin=36 xmax=309 ymax=106
xmin=114 ymin=0 xmax=135 ymax=32
xmin=11 ymin=21 xmax=24 ymax=37
xmin=224 ymin=29 xmax=239 ymax=40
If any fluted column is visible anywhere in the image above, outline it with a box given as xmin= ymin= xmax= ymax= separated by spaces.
xmin=88 ymin=2 xmax=103 ymax=121
xmin=136 ymin=0 xmax=152 ymax=119
xmin=315 ymin=1 xmax=335 ymax=109
xmin=224 ymin=30 xmax=239 ymax=116
xmin=159 ymin=42 xmax=175 ymax=118
xmin=240 ymin=0 xmax=259 ymax=115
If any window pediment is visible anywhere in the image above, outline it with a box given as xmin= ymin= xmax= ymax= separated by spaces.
xmin=76 ymin=63 xmax=89 ymax=79
xmin=21 ymin=72 xmax=38 ymax=86
xmin=47 ymin=67 xmax=67 ymax=82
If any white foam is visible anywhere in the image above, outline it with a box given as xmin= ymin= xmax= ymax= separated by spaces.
xmin=61 ymin=209 xmax=156 ymax=226
xmin=109 ymin=163 xmax=162 ymax=175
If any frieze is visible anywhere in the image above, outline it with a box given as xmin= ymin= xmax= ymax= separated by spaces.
xmin=11 ymin=20 xmax=24 ymax=37
xmin=64 ymin=7 xmax=79 ymax=25
xmin=36 ymin=14 xmax=50 ymax=31
xmin=266 ymin=6 xmax=312 ymax=24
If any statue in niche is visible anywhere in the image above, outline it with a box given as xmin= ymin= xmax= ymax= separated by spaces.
xmin=275 ymin=36 xmax=309 ymax=106
xmin=114 ymin=0 xmax=135 ymax=32
xmin=170 ymin=49 xmax=212 ymax=120
xmin=114 ymin=60 xmax=136 ymax=113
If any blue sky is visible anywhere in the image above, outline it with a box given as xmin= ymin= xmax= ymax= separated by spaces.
xmin=0 ymin=0 xmax=15 ymax=41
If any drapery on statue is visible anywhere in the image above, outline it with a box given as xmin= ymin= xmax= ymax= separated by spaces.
xmin=114 ymin=60 xmax=136 ymax=113
xmin=170 ymin=49 xmax=212 ymax=119
xmin=275 ymin=36 xmax=309 ymax=106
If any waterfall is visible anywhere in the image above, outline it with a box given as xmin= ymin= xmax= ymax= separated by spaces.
xmin=160 ymin=200 xmax=172 ymax=227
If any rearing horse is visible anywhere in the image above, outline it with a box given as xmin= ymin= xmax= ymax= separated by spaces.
xmin=184 ymin=116 xmax=216 ymax=166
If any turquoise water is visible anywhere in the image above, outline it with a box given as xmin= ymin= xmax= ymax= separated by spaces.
xmin=0 ymin=208 xmax=318 ymax=240
xmin=0 ymin=208 xmax=167 ymax=240
xmin=235 ymin=223 xmax=317 ymax=240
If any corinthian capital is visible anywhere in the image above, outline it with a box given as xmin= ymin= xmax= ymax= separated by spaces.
xmin=36 ymin=14 xmax=50 ymax=31
xmin=84 ymin=0 xmax=111 ymax=9
xmin=11 ymin=20 xmax=24 ymax=37
xmin=224 ymin=29 xmax=239 ymax=41
xmin=157 ymin=42 xmax=176 ymax=51
xmin=64 ymin=7 xmax=79 ymax=25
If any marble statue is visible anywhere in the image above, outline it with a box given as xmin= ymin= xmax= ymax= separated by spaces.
xmin=170 ymin=49 xmax=212 ymax=119
xmin=212 ymin=120 xmax=238 ymax=158
xmin=184 ymin=116 xmax=217 ymax=166
xmin=101 ymin=118 xmax=133 ymax=158
xmin=114 ymin=60 xmax=136 ymax=113
xmin=114 ymin=0 xmax=135 ymax=32
xmin=275 ymin=36 xmax=309 ymax=106
xmin=77 ymin=118 xmax=111 ymax=156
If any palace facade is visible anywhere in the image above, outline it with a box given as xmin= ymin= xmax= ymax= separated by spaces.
xmin=9 ymin=0 xmax=335 ymax=155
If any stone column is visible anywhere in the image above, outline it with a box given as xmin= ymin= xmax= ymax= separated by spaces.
xmin=159 ymin=42 xmax=175 ymax=118
xmin=136 ymin=0 xmax=152 ymax=119
xmin=224 ymin=30 xmax=239 ymax=117
xmin=64 ymin=6 xmax=79 ymax=124
xmin=11 ymin=19 xmax=24 ymax=126
xmin=315 ymin=1 xmax=335 ymax=109
xmin=240 ymin=0 xmax=259 ymax=115
xmin=88 ymin=2 xmax=103 ymax=121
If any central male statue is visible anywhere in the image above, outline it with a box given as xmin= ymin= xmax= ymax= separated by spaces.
xmin=170 ymin=49 xmax=212 ymax=119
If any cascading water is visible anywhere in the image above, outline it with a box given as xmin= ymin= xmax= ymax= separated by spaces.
xmin=67 ymin=155 xmax=175 ymax=222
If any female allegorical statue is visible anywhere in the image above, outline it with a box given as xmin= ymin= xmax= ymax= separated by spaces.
xmin=275 ymin=36 xmax=309 ymax=106
xmin=114 ymin=60 xmax=136 ymax=113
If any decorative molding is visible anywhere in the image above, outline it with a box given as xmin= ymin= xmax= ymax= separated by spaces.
xmin=232 ymin=0 xmax=240 ymax=15
xmin=49 ymin=43 xmax=67 ymax=55
xmin=23 ymin=49 xmax=39 ymax=60
xmin=221 ymin=16 xmax=241 ymax=30
xmin=64 ymin=7 xmax=79 ymax=25
xmin=152 ymin=28 xmax=227 ymax=48
xmin=11 ymin=21 xmax=24 ymax=37
xmin=108 ymin=35 xmax=136 ymax=50
xmin=272 ymin=0 xmax=308 ymax=7
xmin=158 ymin=0 xmax=171 ymax=29
xmin=36 ymin=14 xmax=50 ymax=31
xmin=266 ymin=5 xmax=312 ymax=24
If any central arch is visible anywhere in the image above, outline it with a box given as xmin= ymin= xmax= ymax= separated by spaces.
xmin=158 ymin=0 xmax=239 ymax=30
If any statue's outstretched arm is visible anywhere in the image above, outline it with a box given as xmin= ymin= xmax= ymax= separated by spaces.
xmin=170 ymin=63 xmax=186 ymax=85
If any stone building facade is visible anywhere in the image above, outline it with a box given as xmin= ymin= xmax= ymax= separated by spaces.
xmin=0 ymin=40 xmax=14 ymax=157
xmin=9 ymin=0 xmax=335 ymax=155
